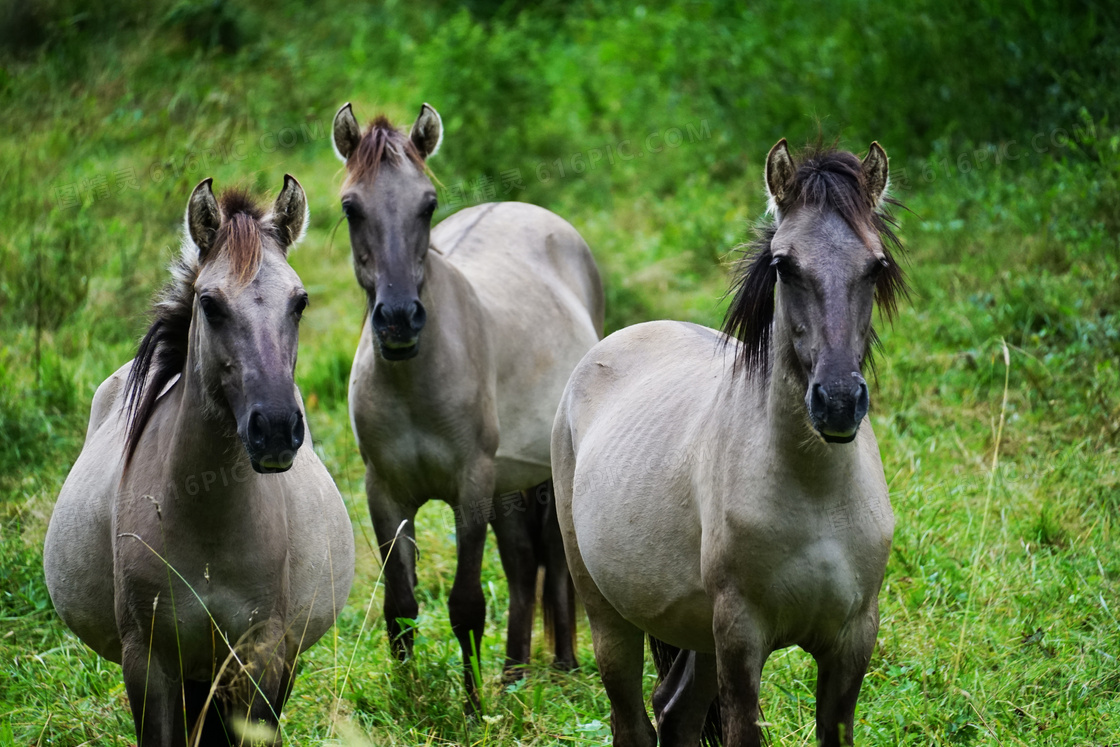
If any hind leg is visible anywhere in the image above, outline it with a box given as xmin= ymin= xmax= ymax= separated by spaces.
xmin=538 ymin=480 xmax=578 ymax=671
xmin=652 ymin=649 xmax=718 ymax=746
xmin=491 ymin=495 xmax=538 ymax=681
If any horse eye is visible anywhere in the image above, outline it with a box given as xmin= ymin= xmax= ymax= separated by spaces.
xmin=199 ymin=295 xmax=224 ymax=322
xmin=293 ymin=295 xmax=309 ymax=319
xmin=341 ymin=202 xmax=355 ymax=220
xmin=770 ymin=255 xmax=795 ymax=281
xmin=421 ymin=199 xmax=438 ymax=219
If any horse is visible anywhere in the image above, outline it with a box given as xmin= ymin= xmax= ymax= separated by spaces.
xmin=551 ymin=140 xmax=907 ymax=746
xmin=43 ymin=176 xmax=356 ymax=746
xmin=331 ymin=102 xmax=603 ymax=711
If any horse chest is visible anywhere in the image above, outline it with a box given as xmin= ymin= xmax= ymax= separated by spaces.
xmin=358 ymin=391 xmax=489 ymax=495
xmin=720 ymin=492 xmax=892 ymax=647
xmin=114 ymin=502 xmax=290 ymax=663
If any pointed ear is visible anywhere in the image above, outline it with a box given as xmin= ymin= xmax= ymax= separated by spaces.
xmin=409 ymin=102 xmax=443 ymax=160
xmin=185 ymin=177 xmax=221 ymax=260
xmin=862 ymin=141 xmax=889 ymax=208
xmin=332 ymin=102 xmax=361 ymax=163
xmin=765 ymin=138 xmax=796 ymax=214
xmin=270 ymin=174 xmax=309 ymax=253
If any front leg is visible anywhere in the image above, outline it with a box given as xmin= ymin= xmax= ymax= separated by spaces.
xmin=366 ymin=469 xmax=420 ymax=660
xmin=120 ymin=635 xmax=186 ymax=747
xmin=449 ymin=460 xmax=495 ymax=715
xmin=813 ymin=609 xmax=879 ymax=746
xmin=713 ymin=592 xmax=769 ymax=747
xmin=223 ymin=618 xmax=289 ymax=746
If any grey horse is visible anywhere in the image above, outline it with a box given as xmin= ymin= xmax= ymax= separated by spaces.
xmin=552 ymin=140 xmax=907 ymax=746
xmin=44 ymin=177 xmax=355 ymax=746
xmin=332 ymin=102 xmax=603 ymax=712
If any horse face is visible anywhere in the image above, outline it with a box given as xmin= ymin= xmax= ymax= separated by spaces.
xmin=334 ymin=103 xmax=442 ymax=361
xmin=188 ymin=176 xmax=310 ymax=473
xmin=770 ymin=206 xmax=886 ymax=443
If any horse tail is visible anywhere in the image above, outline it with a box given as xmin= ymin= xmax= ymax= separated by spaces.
xmin=648 ymin=636 xmax=725 ymax=747
xmin=530 ymin=480 xmax=578 ymax=669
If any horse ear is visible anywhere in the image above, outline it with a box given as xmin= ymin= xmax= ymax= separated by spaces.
xmin=765 ymin=138 xmax=796 ymax=215
xmin=862 ymin=141 xmax=889 ymax=208
xmin=332 ymin=102 xmax=361 ymax=163
xmin=409 ymin=102 xmax=443 ymax=160
xmin=270 ymin=174 xmax=309 ymax=253
xmin=185 ymin=177 xmax=221 ymax=261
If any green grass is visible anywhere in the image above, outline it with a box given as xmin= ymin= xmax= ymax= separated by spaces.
xmin=2 ymin=1 xmax=1119 ymax=744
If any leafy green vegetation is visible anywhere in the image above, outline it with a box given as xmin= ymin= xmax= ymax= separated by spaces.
xmin=1 ymin=0 xmax=1117 ymax=743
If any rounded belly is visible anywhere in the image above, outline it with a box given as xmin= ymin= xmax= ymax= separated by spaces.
xmin=572 ymin=481 xmax=716 ymax=652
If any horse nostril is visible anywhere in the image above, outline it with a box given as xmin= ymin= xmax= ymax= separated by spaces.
xmin=289 ymin=411 xmax=305 ymax=451
xmin=371 ymin=302 xmax=388 ymax=328
xmin=410 ymin=301 xmax=427 ymax=332
xmin=810 ymin=382 xmax=829 ymax=415
xmin=854 ymin=375 xmax=870 ymax=419
xmin=248 ymin=410 xmax=270 ymax=451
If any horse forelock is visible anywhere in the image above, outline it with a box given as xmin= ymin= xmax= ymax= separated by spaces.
xmin=213 ymin=188 xmax=266 ymax=286
xmin=344 ymin=116 xmax=427 ymax=187
xmin=722 ymin=144 xmax=909 ymax=380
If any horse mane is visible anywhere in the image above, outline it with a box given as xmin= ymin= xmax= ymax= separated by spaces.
xmin=722 ymin=144 xmax=909 ymax=378
xmin=344 ymin=116 xmax=428 ymax=186
xmin=122 ymin=188 xmax=267 ymax=465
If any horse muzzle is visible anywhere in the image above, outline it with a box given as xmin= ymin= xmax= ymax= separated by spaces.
xmin=806 ymin=371 xmax=869 ymax=444
xmin=243 ymin=407 xmax=305 ymax=473
xmin=372 ymin=300 xmax=426 ymax=361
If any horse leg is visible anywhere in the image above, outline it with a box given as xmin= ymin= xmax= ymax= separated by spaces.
xmin=449 ymin=499 xmax=489 ymax=715
xmin=563 ymin=534 xmax=654 ymax=745
xmin=120 ymin=642 xmax=186 ymax=747
xmin=813 ymin=612 xmax=878 ymax=746
xmin=537 ymin=480 xmax=578 ymax=671
xmin=367 ymin=474 xmax=420 ymax=661
xmin=183 ymin=678 xmax=240 ymax=746
xmin=653 ymin=648 xmax=719 ymax=746
xmin=491 ymin=494 xmax=537 ymax=682
xmin=713 ymin=592 xmax=767 ymax=747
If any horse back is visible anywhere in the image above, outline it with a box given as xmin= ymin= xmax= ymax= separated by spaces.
xmin=434 ymin=202 xmax=604 ymax=491
xmin=435 ymin=202 xmax=604 ymax=335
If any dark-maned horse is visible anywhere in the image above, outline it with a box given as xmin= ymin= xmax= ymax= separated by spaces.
xmin=552 ymin=140 xmax=907 ymax=746
xmin=332 ymin=103 xmax=603 ymax=712
xmin=44 ymin=177 xmax=355 ymax=746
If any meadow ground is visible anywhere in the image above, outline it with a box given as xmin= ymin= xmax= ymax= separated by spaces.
xmin=1 ymin=2 xmax=1118 ymax=745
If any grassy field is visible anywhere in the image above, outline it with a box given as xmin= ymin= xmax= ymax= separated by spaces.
xmin=1 ymin=1 xmax=1118 ymax=745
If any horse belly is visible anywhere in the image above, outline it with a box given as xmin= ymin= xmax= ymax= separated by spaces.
xmin=44 ymin=437 xmax=123 ymax=662
xmin=571 ymin=455 xmax=715 ymax=653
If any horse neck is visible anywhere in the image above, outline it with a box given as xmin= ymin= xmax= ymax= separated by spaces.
xmin=725 ymin=320 xmax=846 ymax=470
xmin=162 ymin=336 xmax=259 ymax=506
